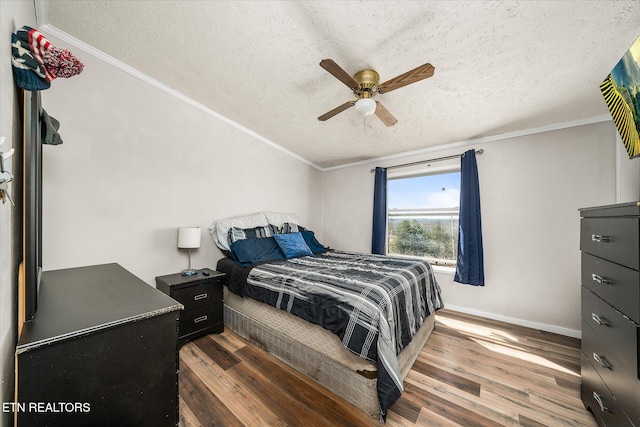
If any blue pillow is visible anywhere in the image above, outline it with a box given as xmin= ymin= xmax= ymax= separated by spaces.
xmin=273 ymin=232 xmax=313 ymax=259
xmin=230 ymin=236 xmax=285 ymax=266
xmin=300 ymin=230 xmax=328 ymax=254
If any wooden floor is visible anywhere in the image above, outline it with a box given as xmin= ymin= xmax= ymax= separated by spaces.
xmin=178 ymin=309 xmax=598 ymax=426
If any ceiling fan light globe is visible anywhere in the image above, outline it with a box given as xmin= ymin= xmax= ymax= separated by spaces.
xmin=354 ymin=98 xmax=376 ymax=116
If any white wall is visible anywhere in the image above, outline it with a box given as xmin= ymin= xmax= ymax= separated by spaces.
xmin=0 ymin=3 xmax=37 ymax=426
xmin=616 ymin=133 xmax=640 ymax=202
xmin=321 ymin=122 xmax=620 ymax=335
xmin=40 ymin=35 xmax=322 ymax=286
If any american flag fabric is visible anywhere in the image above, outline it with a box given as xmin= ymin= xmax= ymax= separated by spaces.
xmin=11 ymin=26 xmax=83 ymax=91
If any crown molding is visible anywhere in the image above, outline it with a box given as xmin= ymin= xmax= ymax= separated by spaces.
xmin=35 ymin=16 xmax=612 ymax=174
xmin=37 ymin=23 xmax=323 ymax=171
xmin=321 ymin=114 xmax=612 ymax=172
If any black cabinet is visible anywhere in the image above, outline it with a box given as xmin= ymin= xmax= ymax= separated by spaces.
xmin=156 ymin=268 xmax=225 ymax=344
xmin=579 ymin=202 xmax=640 ymax=427
xmin=15 ymin=263 xmax=183 ymax=426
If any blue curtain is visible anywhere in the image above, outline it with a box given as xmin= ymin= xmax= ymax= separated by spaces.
xmin=455 ymin=150 xmax=484 ymax=286
xmin=371 ymin=167 xmax=387 ymax=255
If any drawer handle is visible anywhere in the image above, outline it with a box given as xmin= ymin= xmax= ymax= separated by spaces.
xmin=591 ymin=274 xmax=612 ymax=285
xmin=593 ymin=353 xmax=611 ymax=369
xmin=194 ymin=293 xmax=208 ymax=301
xmin=194 ymin=315 xmax=208 ymax=324
xmin=591 ymin=313 xmax=609 ymax=326
xmin=592 ymin=391 xmax=610 ymax=412
xmin=591 ymin=234 xmax=610 ymax=243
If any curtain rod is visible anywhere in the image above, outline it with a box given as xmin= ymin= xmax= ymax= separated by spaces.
xmin=370 ymin=149 xmax=483 ymax=173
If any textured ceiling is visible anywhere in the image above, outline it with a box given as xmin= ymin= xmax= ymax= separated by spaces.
xmin=45 ymin=1 xmax=640 ymax=168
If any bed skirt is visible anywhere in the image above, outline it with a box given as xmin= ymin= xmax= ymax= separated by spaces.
xmin=223 ymin=294 xmax=436 ymax=418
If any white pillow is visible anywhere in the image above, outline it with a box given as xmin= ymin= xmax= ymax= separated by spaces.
xmin=262 ymin=211 xmax=300 ymax=228
xmin=209 ymin=212 xmax=269 ymax=252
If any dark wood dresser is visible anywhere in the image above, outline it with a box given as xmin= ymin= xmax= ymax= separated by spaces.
xmin=579 ymin=202 xmax=639 ymax=427
xmin=15 ymin=264 xmax=183 ymax=426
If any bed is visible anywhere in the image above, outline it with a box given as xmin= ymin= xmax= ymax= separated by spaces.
xmin=210 ymin=212 xmax=444 ymax=421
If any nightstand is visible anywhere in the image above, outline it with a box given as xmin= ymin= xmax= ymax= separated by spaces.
xmin=156 ymin=268 xmax=225 ymax=345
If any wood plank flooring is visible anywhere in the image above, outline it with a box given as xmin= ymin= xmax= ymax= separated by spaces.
xmin=178 ymin=309 xmax=598 ymax=426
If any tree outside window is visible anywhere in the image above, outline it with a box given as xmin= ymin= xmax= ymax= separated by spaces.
xmin=387 ymin=171 xmax=460 ymax=267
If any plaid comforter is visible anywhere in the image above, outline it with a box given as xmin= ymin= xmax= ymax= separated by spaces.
xmin=244 ymin=251 xmax=444 ymax=421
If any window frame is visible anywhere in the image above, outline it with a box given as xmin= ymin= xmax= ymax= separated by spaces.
xmin=386 ymin=165 xmax=461 ymax=273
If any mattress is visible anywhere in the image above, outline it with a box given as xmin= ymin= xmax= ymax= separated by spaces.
xmin=225 ymin=287 xmax=436 ymax=376
xmin=217 ymin=254 xmax=442 ymax=418
xmin=224 ymin=287 xmax=375 ymax=374
xmin=224 ymin=287 xmax=436 ymax=418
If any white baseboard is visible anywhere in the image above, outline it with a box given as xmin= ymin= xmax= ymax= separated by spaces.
xmin=442 ymin=304 xmax=581 ymax=339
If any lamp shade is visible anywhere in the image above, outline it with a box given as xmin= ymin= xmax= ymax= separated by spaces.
xmin=354 ymin=98 xmax=376 ymax=116
xmin=177 ymin=227 xmax=201 ymax=249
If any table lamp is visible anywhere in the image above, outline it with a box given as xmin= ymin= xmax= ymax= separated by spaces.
xmin=178 ymin=227 xmax=201 ymax=276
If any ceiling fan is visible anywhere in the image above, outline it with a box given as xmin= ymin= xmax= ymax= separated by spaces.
xmin=317 ymin=59 xmax=435 ymax=127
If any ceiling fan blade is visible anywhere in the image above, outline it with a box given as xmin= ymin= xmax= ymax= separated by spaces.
xmin=378 ymin=63 xmax=435 ymax=94
xmin=320 ymin=59 xmax=359 ymax=90
xmin=318 ymin=100 xmax=356 ymax=121
xmin=374 ymin=101 xmax=398 ymax=127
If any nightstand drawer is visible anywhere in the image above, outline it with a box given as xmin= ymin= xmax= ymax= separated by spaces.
xmin=155 ymin=269 xmax=225 ymax=344
xmin=180 ymin=302 xmax=223 ymax=337
xmin=580 ymin=218 xmax=639 ymax=270
xmin=172 ymin=280 xmax=223 ymax=311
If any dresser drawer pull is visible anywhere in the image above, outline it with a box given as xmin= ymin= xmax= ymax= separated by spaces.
xmin=591 ymin=234 xmax=611 ymax=243
xmin=591 ymin=313 xmax=609 ymax=326
xmin=194 ymin=315 xmax=208 ymax=324
xmin=194 ymin=293 xmax=208 ymax=301
xmin=591 ymin=274 xmax=612 ymax=285
xmin=593 ymin=353 xmax=612 ymax=369
xmin=592 ymin=391 xmax=610 ymax=412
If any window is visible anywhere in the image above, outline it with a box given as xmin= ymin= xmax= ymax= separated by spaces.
xmin=387 ymin=170 xmax=460 ymax=267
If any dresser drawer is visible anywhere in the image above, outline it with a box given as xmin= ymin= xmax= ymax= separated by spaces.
xmin=180 ymin=302 xmax=223 ymax=337
xmin=581 ymin=352 xmax=634 ymax=427
xmin=171 ymin=280 xmax=223 ymax=311
xmin=582 ymin=287 xmax=639 ymax=378
xmin=582 ymin=320 xmax=640 ymax=424
xmin=580 ymin=218 xmax=639 ymax=270
xmin=582 ymin=253 xmax=640 ymax=324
